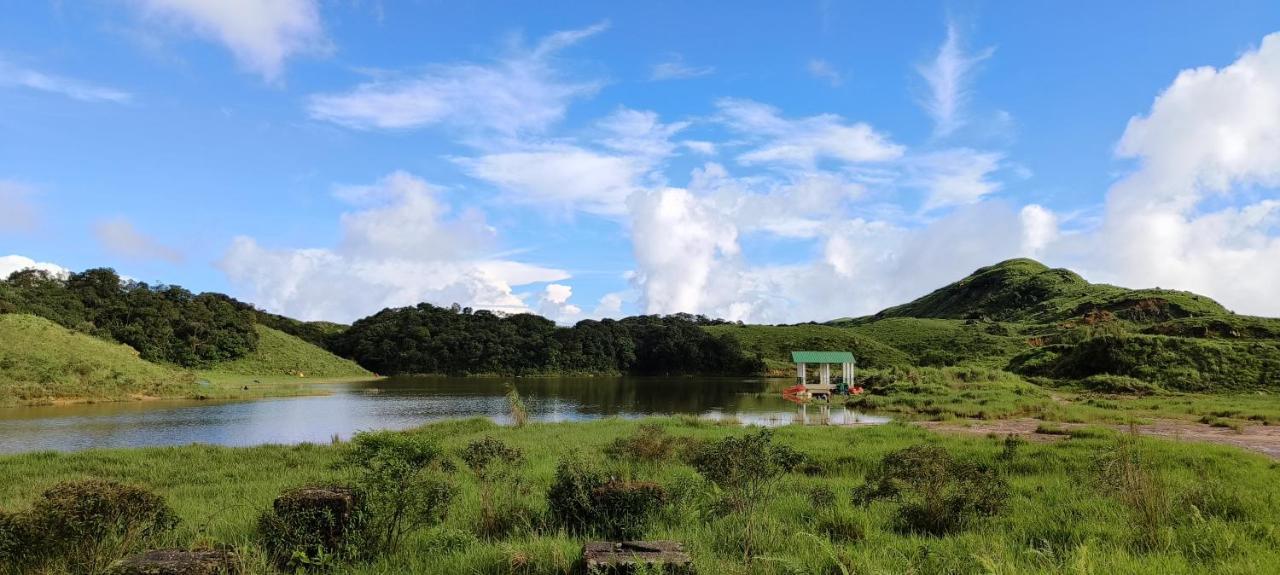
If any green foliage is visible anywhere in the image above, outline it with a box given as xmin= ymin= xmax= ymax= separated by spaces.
xmin=257 ymin=485 xmax=368 ymax=570
xmin=341 ymin=431 xmax=454 ymax=554
xmin=846 ymin=366 xmax=1055 ymax=420
xmin=689 ymin=429 xmax=803 ymax=561
xmin=1013 ymin=335 xmax=1280 ymax=391
xmin=604 ymin=423 xmax=680 ymax=463
xmin=0 ymin=314 xmax=195 ymax=406
xmin=199 ymin=324 xmax=372 ymax=378
xmin=1093 ymin=435 xmax=1173 ymax=550
xmin=0 ymin=480 xmax=179 ymax=575
xmin=853 ymin=445 xmax=1008 ymax=536
xmin=839 ymin=317 xmax=1028 ymax=368
xmin=545 ymin=452 xmax=667 ymax=540
xmin=0 ymin=268 xmax=258 ymax=367
xmin=331 ymin=304 xmax=763 ymax=376
xmin=546 ymin=452 xmax=608 ymax=535
xmin=702 ymin=323 xmax=912 ymax=372
xmin=461 ymin=437 xmax=531 ymax=539
xmin=1080 ymin=374 xmax=1164 ymax=395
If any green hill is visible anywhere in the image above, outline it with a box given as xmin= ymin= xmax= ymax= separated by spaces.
xmin=0 ymin=314 xmax=195 ymax=406
xmin=703 ymin=324 xmax=912 ymax=373
xmin=199 ymin=324 xmax=373 ymax=380
xmin=869 ymin=258 xmax=1228 ymax=324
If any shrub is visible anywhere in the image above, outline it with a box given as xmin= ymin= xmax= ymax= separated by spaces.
xmin=813 ymin=509 xmax=865 ymax=543
xmin=342 ymin=431 xmax=454 ymax=554
xmin=689 ymin=429 xmax=804 ymax=561
xmin=1081 ymin=374 xmax=1163 ymax=395
xmin=546 ymin=453 xmax=667 ymax=540
xmin=604 ymin=423 xmax=680 ymax=462
xmin=257 ymin=485 xmax=367 ymax=570
xmin=853 ymin=445 xmax=1008 ymax=536
xmin=19 ymin=480 xmax=178 ymax=575
xmin=0 ymin=510 xmax=43 ymax=574
xmin=807 ymin=485 xmax=837 ymax=509
xmin=461 ymin=436 xmax=530 ymax=539
xmin=1094 ymin=436 xmax=1172 ymax=550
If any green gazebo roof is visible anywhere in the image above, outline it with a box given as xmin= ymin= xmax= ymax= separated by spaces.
xmin=790 ymin=351 xmax=855 ymax=364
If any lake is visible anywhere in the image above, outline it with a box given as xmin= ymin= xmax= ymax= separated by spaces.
xmin=0 ymin=376 xmax=890 ymax=454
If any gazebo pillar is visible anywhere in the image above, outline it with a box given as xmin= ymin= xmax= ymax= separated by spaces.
xmin=797 ymin=363 xmax=806 ymax=385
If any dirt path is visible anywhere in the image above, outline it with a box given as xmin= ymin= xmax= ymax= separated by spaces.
xmin=917 ymin=417 xmax=1280 ymax=460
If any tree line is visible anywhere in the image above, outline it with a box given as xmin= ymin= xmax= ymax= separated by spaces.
xmin=1 ymin=267 xmax=762 ymax=376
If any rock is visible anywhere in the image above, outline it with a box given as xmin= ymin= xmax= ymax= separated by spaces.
xmin=108 ymin=549 xmax=239 ymax=575
xmin=581 ymin=540 xmax=693 ymax=574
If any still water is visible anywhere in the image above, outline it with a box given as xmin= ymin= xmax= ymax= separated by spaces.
xmin=0 ymin=376 xmax=890 ymax=454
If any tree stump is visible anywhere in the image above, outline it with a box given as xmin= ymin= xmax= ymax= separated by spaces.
xmin=581 ymin=540 xmax=693 ymax=574
xmin=108 ymin=549 xmax=239 ymax=575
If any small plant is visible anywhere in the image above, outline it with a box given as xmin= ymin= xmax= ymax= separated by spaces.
xmin=1093 ymin=435 xmax=1172 ymax=550
xmin=604 ymin=423 xmax=680 ymax=463
xmin=689 ymin=429 xmax=804 ymax=562
xmin=342 ymin=431 xmax=454 ymax=554
xmin=506 ymin=384 xmax=529 ymax=427
xmin=853 ymin=445 xmax=1008 ymax=536
xmin=546 ymin=452 xmax=667 ymax=540
xmin=0 ymin=509 xmax=43 ymax=575
xmin=997 ymin=434 xmax=1026 ymax=463
xmin=461 ymin=436 xmax=530 ymax=538
xmin=15 ymin=479 xmax=179 ymax=575
xmin=807 ymin=485 xmax=837 ymax=509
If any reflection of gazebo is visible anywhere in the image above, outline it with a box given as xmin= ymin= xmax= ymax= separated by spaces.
xmin=791 ymin=351 xmax=856 ymax=400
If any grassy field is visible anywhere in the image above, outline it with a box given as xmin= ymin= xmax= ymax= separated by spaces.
xmin=704 ymin=324 xmax=912 ymax=374
xmin=2 ymin=417 xmax=1278 ymax=574
xmin=0 ymin=314 xmax=195 ymax=407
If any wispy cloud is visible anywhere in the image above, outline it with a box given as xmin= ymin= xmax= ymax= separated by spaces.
xmin=917 ymin=21 xmax=993 ymax=137
xmin=0 ymin=59 xmax=131 ymax=103
xmin=716 ymin=98 xmax=904 ymax=167
xmin=308 ymin=22 xmax=607 ymax=134
xmin=806 ymin=58 xmax=842 ymax=86
xmin=127 ymin=0 xmax=328 ymax=82
xmin=94 ymin=218 xmax=184 ymax=263
xmin=0 ymin=181 xmax=41 ymax=233
xmin=651 ymin=54 xmax=714 ymax=80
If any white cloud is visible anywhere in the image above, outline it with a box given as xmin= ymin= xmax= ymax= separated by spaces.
xmin=1076 ymin=32 xmax=1280 ymax=315
xmin=459 ymin=108 xmax=685 ymax=216
xmin=651 ymin=54 xmax=713 ymax=81
xmin=308 ymin=22 xmax=606 ymax=134
xmin=0 ymin=59 xmax=132 ymax=103
xmin=0 ymin=255 xmax=69 ymax=280
xmin=129 ymin=0 xmax=327 ymax=82
xmin=93 ymin=218 xmax=184 ymax=263
xmin=592 ymin=292 xmax=625 ymax=316
xmin=1019 ymin=204 xmax=1059 ymax=257
xmin=628 ymin=187 xmax=738 ymax=315
xmin=536 ymin=283 xmax=582 ymax=323
xmin=917 ymin=21 xmax=993 ymax=137
xmin=0 ymin=181 xmax=40 ymax=233
xmin=717 ymin=98 xmax=904 ymax=167
xmin=806 ymin=58 xmax=842 ymax=86
xmin=911 ymin=148 xmax=1004 ymax=210
xmin=219 ymin=171 xmax=568 ymax=322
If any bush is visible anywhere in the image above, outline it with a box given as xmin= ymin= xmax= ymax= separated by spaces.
xmin=1081 ymin=374 xmax=1163 ymax=395
xmin=689 ymin=429 xmax=804 ymax=561
xmin=546 ymin=453 xmax=667 ymax=540
xmin=460 ymin=436 xmax=530 ymax=539
xmin=813 ymin=509 xmax=865 ymax=543
xmin=853 ymin=445 xmax=1008 ymax=536
xmin=8 ymin=480 xmax=179 ymax=575
xmin=604 ymin=423 xmax=680 ymax=462
xmin=1093 ymin=436 xmax=1172 ymax=550
xmin=342 ymin=431 xmax=454 ymax=554
xmin=257 ymin=485 xmax=367 ymax=570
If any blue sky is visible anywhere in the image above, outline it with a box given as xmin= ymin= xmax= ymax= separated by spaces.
xmin=3 ymin=1 xmax=1280 ymax=323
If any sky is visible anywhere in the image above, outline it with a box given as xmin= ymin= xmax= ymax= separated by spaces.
xmin=2 ymin=1 xmax=1280 ymax=324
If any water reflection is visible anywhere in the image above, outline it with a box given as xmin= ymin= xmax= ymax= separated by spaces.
xmin=0 ymin=376 xmax=889 ymax=454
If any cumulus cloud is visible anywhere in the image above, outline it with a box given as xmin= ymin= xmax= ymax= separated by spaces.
xmin=917 ymin=21 xmax=993 ymax=137
xmin=0 ymin=255 xmax=69 ymax=280
xmin=1077 ymin=32 xmax=1280 ymax=315
xmin=93 ymin=218 xmax=184 ymax=263
xmin=219 ymin=171 xmax=568 ymax=322
xmin=717 ymin=98 xmax=904 ymax=167
xmin=0 ymin=181 xmax=40 ymax=233
xmin=308 ymin=22 xmax=606 ymax=134
xmin=651 ymin=54 xmax=714 ymax=80
xmin=128 ymin=0 xmax=327 ymax=82
xmin=628 ymin=187 xmax=738 ymax=315
xmin=911 ymin=148 xmax=1004 ymax=211
xmin=0 ymin=58 xmax=132 ymax=103
xmin=536 ymin=283 xmax=583 ymax=323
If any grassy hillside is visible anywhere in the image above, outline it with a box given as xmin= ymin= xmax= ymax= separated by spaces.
xmin=840 ymin=317 xmax=1028 ymax=369
xmin=704 ymin=324 xmax=911 ymax=373
xmin=199 ymin=324 xmax=373 ymax=380
xmin=870 ymin=258 xmax=1228 ymax=324
xmin=0 ymin=314 xmax=194 ymax=406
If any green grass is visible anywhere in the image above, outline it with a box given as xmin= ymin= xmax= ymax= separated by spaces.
xmin=704 ymin=324 xmax=912 ymax=373
xmin=198 ymin=325 xmax=373 ymax=380
xmin=0 ymin=314 xmax=195 ymax=407
xmin=840 ymin=317 xmax=1029 ymax=369
xmin=2 ymin=418 xmax=1279 ymax=574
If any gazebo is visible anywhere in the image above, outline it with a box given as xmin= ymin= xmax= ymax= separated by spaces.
xmin=791 ymin=351 xmax=856 ymax=399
